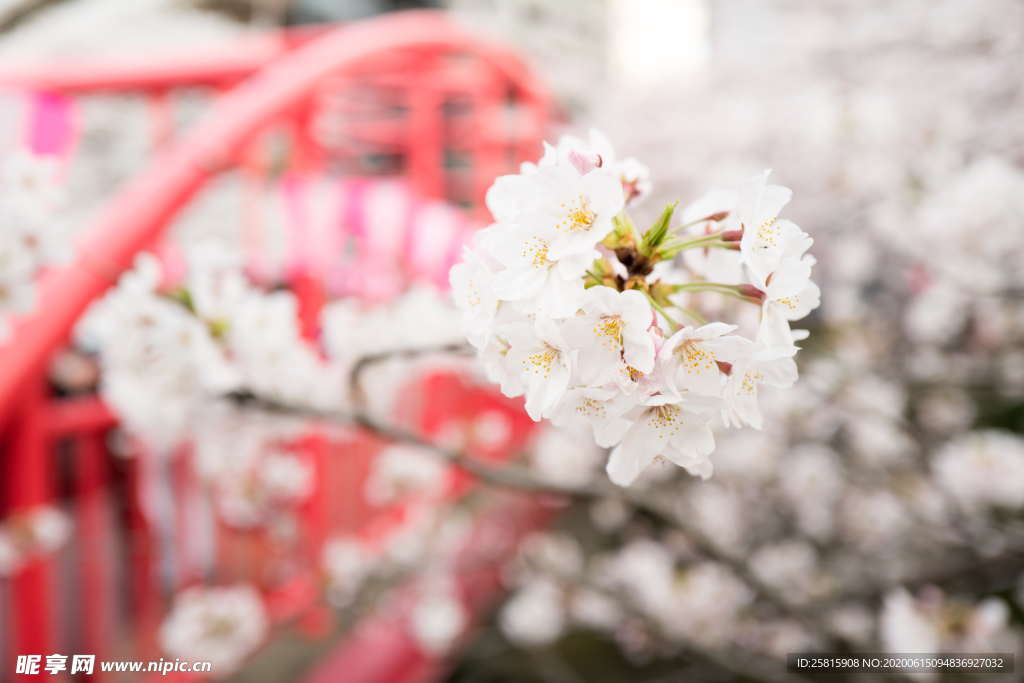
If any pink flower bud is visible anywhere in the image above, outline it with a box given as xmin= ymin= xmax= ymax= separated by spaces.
xmin=622 ymin=178 xmax=641 ymax=203
xmin=568 ymin=149 xmax=600 ymax=175
xmin=737 ymin=284 xmax=765 ymax=302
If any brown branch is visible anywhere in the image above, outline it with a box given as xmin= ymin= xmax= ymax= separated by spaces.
xmin=221 ymin=344 xmax=868 ymax=655
xmin=344 ymin=343 xmax=871 ymax=651
xmin=222 ymin=343 xmax=938 ymax=681
xmin=0 ymin=0 xmax=65 ymax=32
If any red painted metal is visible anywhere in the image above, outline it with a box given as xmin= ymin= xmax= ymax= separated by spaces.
xmin=0 ymin=28 xmax=326 ymax=93
xmin=146 ymin=91 xmax=175 ymax=152
xmin=75 ymin=432 xmax=112 ymax=680
xmin=5 ymin=381 xmax=55 ymax=671
xmin=43 ymin=395 xmax=116 ymax=436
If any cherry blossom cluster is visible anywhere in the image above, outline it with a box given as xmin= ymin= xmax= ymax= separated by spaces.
xmin=0 ymin=152 xmax=69 ymax=339
xmin=499 ymin=532 xmax=751 ymax=650
xmin=476 ymin=4 xmax=1024 ymax=661
xmin=322 ymin=503 xmax=472 ymax=654
xmin=881 ymin=587 xmax=1015 ymax=661
xmin=450 ymin=131 xmax=819 ymax=485
xmin=192 ymin=409 xmax=314 ymax=529
xmin=79 ymin=246 xmax=463 ymax=450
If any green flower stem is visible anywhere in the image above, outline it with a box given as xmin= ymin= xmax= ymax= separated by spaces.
xmin=674 ymin=305 xmax=708 ymax=325
xmin=658 ymin=235 xmax=733 ymax=259
xmin=645 ymin=292 xmax=681 ymax=331
xmin=671 ymin=282 xmax=741 ymax=293
xmin=669 ymin=218 xmax=721 ymax=235
xmin=662 ymin=231 xmax=724 ymax=249
xmin=671 ymin=282 xmax=763 ymax=305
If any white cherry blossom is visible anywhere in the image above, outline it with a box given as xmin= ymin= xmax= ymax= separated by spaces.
xmin=758 ymin=266 xmax=821 ymax=347
xmin=721 ymin=340 xmax=799 ymax=430
xmin=0 ymin=150 xmax=69 ymax=338
xmin=499 ymin=577 xmax=567 ymax=646
xmin=532 ymin=128 xmax=653 ymax=204
xmin=449 ymin=244 xmax=500 ymax=349
xmin=488 ymin=224 xmax=592 ymax=318
xmin=562 ymin=286 xmax=655 ymax=386
xmin=159 ymin=584 xmax=267 ymax=674
xmin=548 ymin=385 xmax=633 ymax=449
xmin=410 ymin=582 xmax=466 ymax=654
xmin=365 ymin=444 xmax=449 ymax=504
xmin=488 ymin=162 xmax=624 ymax=261
xmin=606 ymin=393 xmax=718 ymax=486
xmin=934 ymin=430 xmax=1024 ymax=510
xmin=323 ymin=537 xmax=372 ymax=607
xmin=735 ymin=171 xmax=800 ymax=285
xmin=660 ymin=322 xmax=746 ymax=398
xmin=505 ymin=318 xmax=577 ymax=420
xmin=478 ymin=330 xmax=525 ymax=399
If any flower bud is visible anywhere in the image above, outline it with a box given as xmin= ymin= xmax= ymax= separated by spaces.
xmin=568 ymin=149 xmax=600 ymax=175
xmin=737 ymin=284 xmax=765 ymax=302
xmin=720 ymin=229 xmax=743 ymax=242
xmin=622 ymin=178 xmax=641 ymax=203
xmin=604 ymin=214 xmax=637 ymax=250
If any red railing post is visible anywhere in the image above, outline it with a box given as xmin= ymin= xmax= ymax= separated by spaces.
xmin=75 ymin=431 xmax=111 ymax=680
xmin=406 ymin=86 xmax=445 ymax=201
xmin=5 ymin=378 xmax=56 ymax=677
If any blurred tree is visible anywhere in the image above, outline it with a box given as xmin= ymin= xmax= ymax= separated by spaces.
xmin=0 ymin=0 xmax=65 ymax=32
xmin=287 ymin=0 xmax=440 ymax=24
xmin=191 ymin=0 xmax=439 ymax=25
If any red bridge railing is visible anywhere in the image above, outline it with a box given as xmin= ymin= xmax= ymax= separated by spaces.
xmin=0 ymin=11 xmax=550 ymax=681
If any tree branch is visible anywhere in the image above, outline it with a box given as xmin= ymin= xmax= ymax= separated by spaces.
xmin=0 ymin=0 xmax=65 ymax=33
xmin=223 ymin=343 xmax=869 ymax=655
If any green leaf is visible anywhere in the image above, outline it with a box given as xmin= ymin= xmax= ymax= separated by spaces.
xmin=640 ymin=202 xmax=678 ymax=254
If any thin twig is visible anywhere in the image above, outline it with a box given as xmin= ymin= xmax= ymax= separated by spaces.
xmin=348 ymin=342 xmax=473 ymax=407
